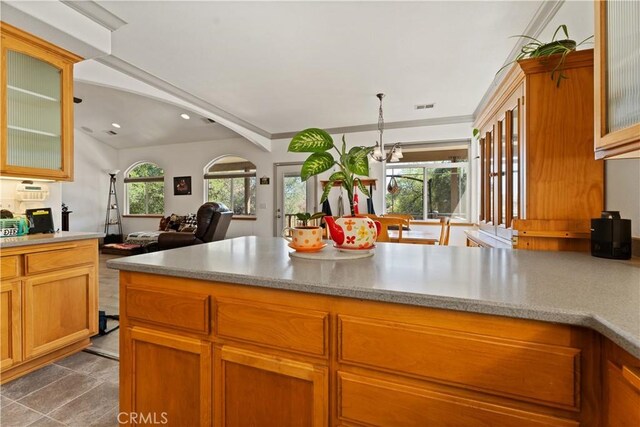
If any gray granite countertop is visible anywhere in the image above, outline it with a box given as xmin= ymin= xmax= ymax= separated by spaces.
xmin=108 ymin=236 xmax=640 ymax=358
xmin=0 ymin=231 xmax=104 ymax=248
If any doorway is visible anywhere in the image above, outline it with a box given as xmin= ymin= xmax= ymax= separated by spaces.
xmin=273 ymin=163 xmax=317 ymax=236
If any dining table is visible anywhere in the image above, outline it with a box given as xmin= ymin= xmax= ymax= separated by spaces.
xmin=387 ymin=223 xmax=439 ymax=244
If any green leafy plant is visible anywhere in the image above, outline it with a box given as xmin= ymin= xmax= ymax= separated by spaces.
xmin=294 ymin=212 xmax=326 ymax=227
xmin=288 ymin=128 xmax=374 ymax=216
xmin=498 ymin=24 xmax=593 ymax=87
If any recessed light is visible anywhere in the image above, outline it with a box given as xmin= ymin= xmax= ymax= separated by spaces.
xmin=111 ymin=123 xmax=121 ymax=128
xmin=180 ymin=113 xmax=190 ymax=120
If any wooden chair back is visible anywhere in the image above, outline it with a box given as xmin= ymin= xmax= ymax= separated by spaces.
xmin=438 ymin=217 xmax=451 ymax=246
xmin=382 ymin=213 xmax=414 ymax=221
xmin=371 ymin=216 xmax=408 ymax=243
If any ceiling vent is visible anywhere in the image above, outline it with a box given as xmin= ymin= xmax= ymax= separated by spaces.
xmin=104 ymin=130 xmax=118 ymax=136
xmin=415 ymin=103 xmax=435 ymax=110
xmin=202 ymin=118 xmax=216 ymax=124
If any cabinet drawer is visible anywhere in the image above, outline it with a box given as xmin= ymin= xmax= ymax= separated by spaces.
xmin=25 ymin=245 xmax=94 ymax=275
xmin=1 ymin=256 xmax=20 ymax=279
xmin=338 ymin=316 xmax=579 ymax=409
xmin=126 ymin=286 xmax=210 ymax=334
xmin=215 ymin=298 xmax=328 ymax=357
xmin=338 ymin=372 xmax=578 ymax=427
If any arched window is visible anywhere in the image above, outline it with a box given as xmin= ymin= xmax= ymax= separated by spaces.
xmin=204 ymin=156 xmax=256 ymax=216
xmin=125 ymin=162 xmax=165 ymax=215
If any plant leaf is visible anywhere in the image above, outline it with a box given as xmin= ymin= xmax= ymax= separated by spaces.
xmin=328 ymin=171 xmax=346 ymax=182
xmin=472 ymin=128 xmax=480 ymax=138
xmin=341 ymin=135 xmax=347 ymax=155
xmin=346 ymin=146 xmax=372 ymax=176
xmin=310 ymin=212 xmax=326 ymax=220
xmin=320 ymin=180 xmax=335 ymax=203
xmin=354 ymin=178 xmax=371 ymax=198
xmin=301 ymin=152 xmax=334 ymax=181
xmin=295 ymin=213 xmax=310 ymax=221
xmin=288 ymin=128 xmax=334 ymax=152
xmin=552 ymin=24 xmax=568 ymax=41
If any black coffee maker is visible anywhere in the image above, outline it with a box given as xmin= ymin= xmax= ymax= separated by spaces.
xmin=590 ymin=211 xmax=632 ymax=260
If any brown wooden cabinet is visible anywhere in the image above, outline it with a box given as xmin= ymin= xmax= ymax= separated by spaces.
xmin=594 ymin=1 xmax=640 ymax=159
xmin=0 ymin=239 xmax=98 ymax=383
xmin=0 ymin=22 xmax=81 ymax=181
xmin=475 ymin=49 xmax=603 ymax=251
xmin=1 ymin=280 xmax=22 ymax=370
xmin=121 ymin=327 xmax=212 ymax=427
xmin=119 ymin=271 xmax=609 ymax=427
xmin=603 ymin=339 xmax=640 ymax=427
xmin=215 ymin=346 xmax=327 ymax=427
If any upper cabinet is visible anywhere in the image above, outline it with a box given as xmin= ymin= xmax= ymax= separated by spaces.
xmin=594 ymin=1 xmax=640 ymax=159
xmin=0 ymin=22 xmax=82 ymax=181
xmin=475 ymin=50 xmax=603 ymax=251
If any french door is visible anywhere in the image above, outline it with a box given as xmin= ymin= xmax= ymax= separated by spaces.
xmin=274 ymin=163 xmax=317 ymax=236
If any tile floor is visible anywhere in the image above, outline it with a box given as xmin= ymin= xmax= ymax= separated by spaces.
xmin=0 ymin=352 xmax=119 ymax=426
xmin=1 ymin=253 xmax=124 ymax=426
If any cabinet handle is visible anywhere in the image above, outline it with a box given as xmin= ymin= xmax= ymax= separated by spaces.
xmin=622 ymin=365 xmax=640 ymax=391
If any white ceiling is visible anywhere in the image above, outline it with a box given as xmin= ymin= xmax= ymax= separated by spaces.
xmin=95 ymin=1 xmax=544 ymax=135
xmin=74 ymin=81 xmax=241 ymax=149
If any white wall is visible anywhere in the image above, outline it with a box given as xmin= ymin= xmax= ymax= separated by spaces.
xmin=116 ymin=121 xmax=472 ymax=237
xmin=0 ymin=179 xmax=62 ymax=230
xmin=61 ymin=131 xmax=119 ymax=232
xmin=605 ymin=159 xmax=640 ymax=238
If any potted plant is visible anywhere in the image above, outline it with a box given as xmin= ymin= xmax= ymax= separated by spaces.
xmin=498 ymin=24 xmax=593 ymax=87
xmin=294 ymin=211 xmax=326 ymax=227
xmin=287 ymin=128 xmax=380 ymax=250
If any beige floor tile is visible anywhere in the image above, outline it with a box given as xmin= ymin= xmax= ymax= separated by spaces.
xmin=0 ymin=365 xmax=71 ymax=401
xmin=27 ymin=416 xmax=65 ymax=426
xmin=55 ymin=351 xmax=118 ymax=380
xmin=48 ymin=382 xmax=118 ymax=426
xmin=1 ymin=394 xmax=14 ymax=409
xmin=90 ymin=406 xmax=119 ymax=427
xmin=0 ymin=402 xmax=43 ymax=427
xmin=18 ymin=372 xmax=100 ymax=415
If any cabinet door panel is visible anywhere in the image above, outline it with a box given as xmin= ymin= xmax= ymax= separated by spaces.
xmin=23 ymin=266 xmax=96 ymax=358
xmin=215 ymin=346 xmax=328 ymax=427
xmin=605 ymin=360 xmax=640 ymax=426
xmin=1 ymin=280 xmax=22 ymax=370
xmin=338 ymin=372 xmax=577 ymax=427
xmin=122 ymin=327 xmax=212 ymax=427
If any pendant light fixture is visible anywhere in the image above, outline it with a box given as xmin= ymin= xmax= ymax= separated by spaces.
xmin=370 ymin=93 xmax=403 ymax=163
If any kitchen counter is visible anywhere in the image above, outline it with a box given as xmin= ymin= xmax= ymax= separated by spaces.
xmin=0 ymin=231 xmax=104 ymax=248
xmin=108 ymin=236 xmax=640 ymax=358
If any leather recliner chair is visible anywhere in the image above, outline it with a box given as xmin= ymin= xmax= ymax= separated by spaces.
xmin=157 ymin=202 xmax=233 ymax=250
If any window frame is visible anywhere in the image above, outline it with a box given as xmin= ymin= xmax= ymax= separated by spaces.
xmin=385 ymin=161 xmax=470 ymax=222
xmin=124 ymin=162 xmax=165 ymax=216
xmin=204 ymin=157 xmax=257 ymax=218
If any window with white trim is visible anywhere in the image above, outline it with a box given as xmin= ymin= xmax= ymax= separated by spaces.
xmin=205 ymin=156 xmax=256 ymax=216
xmin=125 ymin=162 xmax=164 ymax=215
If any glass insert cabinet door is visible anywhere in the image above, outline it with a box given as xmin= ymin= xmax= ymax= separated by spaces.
xmin=1 ymin=23 xmax=81 ymax=180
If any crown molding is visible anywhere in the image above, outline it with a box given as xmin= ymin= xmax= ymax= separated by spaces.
xmin=472 ymin=0 xmax=565 ymax=119
xmin=60 ymin=1 xmax=127 ymax=32
xmin=271 ymin=115 xmax=474 ymax=140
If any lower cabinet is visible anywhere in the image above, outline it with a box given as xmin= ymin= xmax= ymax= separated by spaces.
xmin=1 ymin=239 xmax=99 ymax=383
xmin=121 ymin=327 xmax=212 ymax=427
xmin=604 ymin=340 xmax=640 ymax=427
xmin=1 ymin=280 xmax=22 ymax=370
xmin=23 ymin=266 xmax=96 ymax=359
xmin=215 ymin=346 xmax=328 ymax=427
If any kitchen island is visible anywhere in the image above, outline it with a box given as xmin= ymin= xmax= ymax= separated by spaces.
xmin=109 ymin=236 xmax=640 ymax=426
xmin=1 ymin=232 xmax=102 ymax=383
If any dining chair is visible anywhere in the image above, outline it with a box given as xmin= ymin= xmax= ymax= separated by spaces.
xmin=438 ymin=217 xmax=451 ymax=246
xmin=372 ymin=216 xmax=407 ymax=243
xmin=382 ymin=213 xmax=414 ymax=221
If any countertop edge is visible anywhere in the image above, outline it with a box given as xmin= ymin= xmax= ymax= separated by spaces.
xmin=107 ymin=259 xmax=640 ymax=359
xmin=0 ymin=232 xmax=104 ymax=248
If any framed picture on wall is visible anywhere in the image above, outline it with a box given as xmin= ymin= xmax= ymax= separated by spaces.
xmin=173 ymin=176 xmax=192 ymax=195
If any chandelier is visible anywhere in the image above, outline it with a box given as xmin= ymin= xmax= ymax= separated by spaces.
xmin=370 ymin=93 xmax=403 ymax=163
